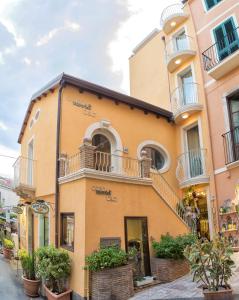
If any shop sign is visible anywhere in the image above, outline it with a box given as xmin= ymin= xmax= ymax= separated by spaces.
xmin=92 ymin=186 xmax=117 ymax=202
xmin=73 ymin=100 xmax=92 ymax=110
xmin=12 ymin=206 xmax=23 ymax=215
xmin=31 ymin=200 xmax=49 ymax=214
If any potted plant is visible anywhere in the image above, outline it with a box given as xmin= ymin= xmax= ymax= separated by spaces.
xmin=151 ymin=233 xmax=196 ymax=282
xmin=3 ymin=238 xmax=14 ymax=259
xmin=85 ymin=245 xmax=134 ymax=300
xmin=36 ymin=246 xmax=72 ymax=300
xmin=184 ymin=237 xmax=235 ymax=300
xmin=19 ymin=249 xmax=41 ymax=297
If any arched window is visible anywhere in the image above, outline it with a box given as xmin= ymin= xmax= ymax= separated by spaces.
xmin=92 ymin=134 xmax=111 ymax=171
xmin=92 ymin=134 xmax=111 ymax=153
xmin=143 ymin=147 xmax=165 ymax=171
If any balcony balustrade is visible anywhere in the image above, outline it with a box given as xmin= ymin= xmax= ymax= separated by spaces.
xmin=202 ymin=26 xmax=239 ymax=79
xmin=176 ymin=148 xmax=209 ymax=188
xmin=171 ymin=83 xmax=203 ymax=122
xmin=160 ymin=3 xmax=188 ymax=34
xmin=165 ymin=35 xmax=196 ymax=72
xmin=222 ymin=127 xmax=239 ymax=165
xmin=13 ymin=156 xmax=36 ymax=200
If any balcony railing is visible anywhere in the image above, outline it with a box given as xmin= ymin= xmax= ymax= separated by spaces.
xmin=166 ymin=35 xmax=195 ymax=59
xmin=202 ymin=26 xmax=239 ymax=72
xmin=13 ymin=156 xmax=36 ymax=189
xmin=171 ymin=83 xmax=202 ymax=116
xmin=222 ymin=127 xmax=239 ymax=165
xmin=61 ymin=151 xmax=143 ymax=178
xmin=160 ymin=3 xmax=184 ymax=27
xmin=176 ymin=149 xmax=208 ymax=186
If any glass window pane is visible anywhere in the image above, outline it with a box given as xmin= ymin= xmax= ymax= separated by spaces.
xmin=205 ymin=0 xmax=216 ymax=9
xmin=61 ymin=214 xmax=74 ymax=250
xmin=143 ymin=147 xmax=165 ymax=170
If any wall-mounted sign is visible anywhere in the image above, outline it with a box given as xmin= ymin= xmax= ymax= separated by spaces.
xmin=31 ymin=200 xmax=49 ymax=214
xmin=73 ymin=100 xmax=92 ymax=110
xmin=12 ymin=206 xmax=23 ymax=215
xmin=91 ymin=186 xmax=117 ymax=202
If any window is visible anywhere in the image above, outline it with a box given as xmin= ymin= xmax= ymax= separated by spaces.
xmin=204 ymin=0 xmax=222 ymax=10
xmin=143 ymin=147 xmax=165 ymax=171
xmin=29 ymin=119 xmax=34 ymax=129
xmin=61 ymin=213 xmax=74 ymax=251
xmin=213 ymin=17 xmax=239 ymax=61
xmin=39 ymin=214 xmax=49 ymax=247
xmin=35 ymin=110 xmax=40 ymax=121
xmin=174 ymin=30 xmax=187 ymax=52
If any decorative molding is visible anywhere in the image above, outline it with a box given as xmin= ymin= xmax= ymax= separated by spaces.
xmin=214 ymin=166 xmax=227 ymax=175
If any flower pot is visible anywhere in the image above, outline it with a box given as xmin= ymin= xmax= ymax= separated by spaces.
xmin=22 ymin=276 xmax=41 ymax=297
xmin=44 ymin=285 xmax=72 ymax=300
xmin=203 ymin=287 xmax=233 ymax=300
xmin=3 ymin=247 xmax=13 ymax=259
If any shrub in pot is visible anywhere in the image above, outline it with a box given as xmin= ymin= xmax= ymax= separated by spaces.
xmin=3 ymin=238 xmax=14 ymax=259
xmin=36 ymin=246 xmax=71 ymax=300
xmin=85 ymin=246 xmax=134 ymax=300
xmin=19 ymin=249 xmax=40 ymax=297
xmin=184 ymin=237 xmax=235 ymax=300
xmin=151 ymin=233 xmax=196 ymax=282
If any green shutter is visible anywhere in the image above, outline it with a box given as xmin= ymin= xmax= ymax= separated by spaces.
xmin=205 ymin=0 xmax=222 ymax=10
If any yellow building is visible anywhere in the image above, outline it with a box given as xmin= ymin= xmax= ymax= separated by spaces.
xmin=14 ymin=73 xmax=191 ymax=299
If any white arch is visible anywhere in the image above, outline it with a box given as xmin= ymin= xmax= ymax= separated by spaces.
xmin=84 ymin=121 xmax=123 ymax=155
xmin=137 ymin=140 xmax=171 ymax=173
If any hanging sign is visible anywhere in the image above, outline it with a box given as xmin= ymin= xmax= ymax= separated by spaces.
xmin=31 ymin=200 xmax=49 ymax=214
xmin=12 ymin=206 xmax=23 ymax=215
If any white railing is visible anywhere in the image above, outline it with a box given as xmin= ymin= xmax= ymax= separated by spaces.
xmin=13 ymin=156 xmax=36 ymax=188
xmin=61 ymin=151 xmax=142 ymax=178
xmin=160 ymin=3 xmax=184 ymax=26
xmin=165 ymin=35 xmax=196 ymax=62
xmin=150 ymin=171 xmax=189 ymax=225
xmin=171 ymin=83 xmax=201 ymax=115
xmin=176 ymin=149 xmax=208 ymax=185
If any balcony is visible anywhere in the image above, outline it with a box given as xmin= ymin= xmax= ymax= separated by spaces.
xmin=171 ymin=83 xmax=203 ymax=123
xmin=165 ymin=36 xmax=196 ymax=72
xmin=202 ymin=27 xmax=239 ymax=80
xmin=176 ymin=148 xmax=209 ymax=188
xmin=13 ymin=156 xmax=36 ymax=201
xmin=222 ymin=127 xmax=239 ymax=166
xmin=160 ymin=4 xmax=188 ymax=34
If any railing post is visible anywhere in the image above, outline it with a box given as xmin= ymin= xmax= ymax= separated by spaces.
xmin=79 ymin=138 xmax=96 ymax=169
xmin=140 ymin=150 xmax=151 ymax=178
xmin=59 ymin=153 xmax=68 ymax=177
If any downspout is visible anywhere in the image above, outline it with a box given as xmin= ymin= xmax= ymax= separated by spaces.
xmin=55 ymin=80 xmax=65 ymax=247
xmin=161 ymin=36 xmax=172 ymax=108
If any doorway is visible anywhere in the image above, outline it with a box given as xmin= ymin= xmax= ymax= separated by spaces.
xmin=178 ymin=68 xmax=195 ymax=105
xmin=92 ymin=134 xmax=111 ymax=171
xmin=124 ymin=217 xmax=151 ymax=277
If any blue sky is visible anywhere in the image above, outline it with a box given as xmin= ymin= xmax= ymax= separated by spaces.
xmin=0 ymin=0 xmax=176 ymax=176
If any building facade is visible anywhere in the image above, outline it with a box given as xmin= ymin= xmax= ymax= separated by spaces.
xmin=14 ymin=74 xmax=190 ymax=299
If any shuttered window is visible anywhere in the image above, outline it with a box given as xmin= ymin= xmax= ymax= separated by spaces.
xmin=204 ymin=0 xmax=222 ymax=10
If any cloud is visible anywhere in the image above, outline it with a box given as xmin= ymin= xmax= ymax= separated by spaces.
xmin=36 ymin=20 xmax=81 ymax=47
xmin=23 ymin=57 xmax=31 ymax=65
xmin=0 ymin=121 xmax=8 ymax=131
xmin=0 ymin=144 xmax=19 ymax=177
xmin=108 ymin=0 xmax=176 ymax=92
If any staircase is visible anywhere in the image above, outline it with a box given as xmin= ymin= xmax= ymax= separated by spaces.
xmin=150 ymin=171 xmax=190 ymax=228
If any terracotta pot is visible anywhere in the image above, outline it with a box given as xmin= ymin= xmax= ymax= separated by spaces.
xmin=22 ymin=276 xmax=41 ymax=297
xmin=203 ymin=287 xmax=233 ymax=300
xmin=44 ymin=284 xmax=72 ymax=300
xmin=3 ymin=247 xmax=13 ymax=259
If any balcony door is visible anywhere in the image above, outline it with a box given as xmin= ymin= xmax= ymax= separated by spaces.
xmin=174 ymin=30 xmax=187 ymax=52
xmin=27 ymin=140 xmax=34 ymax=185
xmin=179 ymin=68 xmax=195 ymax=105
xmin=228 ymin=96 xmax=239 ymax=161
xmin=186 ymin=125 xmax=203 ymax=178
xmin=92 ymin=134 xmax=111 ymax=172
xmin=214 ymin=17 xmax=239 ymax=61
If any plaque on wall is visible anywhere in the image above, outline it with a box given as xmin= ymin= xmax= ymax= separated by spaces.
xmin=100 ymin=237 xmax=121 ymax=248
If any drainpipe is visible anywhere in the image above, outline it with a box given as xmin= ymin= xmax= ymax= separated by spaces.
xmin=55 ymin=80 xmax=65 ymax=248
xmin=161 ymin=36 xmax=172 ymax=108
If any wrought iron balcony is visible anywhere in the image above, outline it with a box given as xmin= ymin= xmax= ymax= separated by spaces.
xmin=165 ymin=35 xmax=196 ymax=72
xmin=13 ymin=156 xmax=36 ymax=200
xmin=171 ymin=83 xmax=203 ymax=122
xmin=202 ymin=27 xmax=239 ymax=79
xmin=176 ymin=148 xmax=209 ymax=188
xmin=160 ymin=4 xmax=188 ymax=34
xmin=222 ymin=127 xmax=239 ymax=165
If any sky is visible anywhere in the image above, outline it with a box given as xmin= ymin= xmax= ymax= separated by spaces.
xmin=0 ymin=0 xmax=176 ymax=177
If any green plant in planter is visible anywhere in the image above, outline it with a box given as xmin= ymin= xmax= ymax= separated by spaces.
xmin=85 ymin=246 xmax=129 ymax=272
xmin=3 ymin=238 xmax=14 ymax=249
xmin=36 ymin=246 xmax=71 ymax=294
xmin=152 ymin=233 xmax=197 ymax=260
xmin=184 ymin=237 xmax=235 ymax=292
xmin=19 ymin=249 xmax=37 ymax=280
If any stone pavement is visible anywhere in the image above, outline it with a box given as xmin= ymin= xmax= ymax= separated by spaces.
xmin=131 ymin=253 xmax=239 ymax=300
xmin=0 ymin=254 xmax=43 ymax=300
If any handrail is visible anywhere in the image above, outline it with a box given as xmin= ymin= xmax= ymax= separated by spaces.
xmin=165 ymin=35 xmax=196 ymax=61
xmin=160 ymin=3 xmax=185 ymax=26
xmin=222 ymin=127 xmax=239 ymax=165
xmin=202 ymin=26 xmax=239 ymax=71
